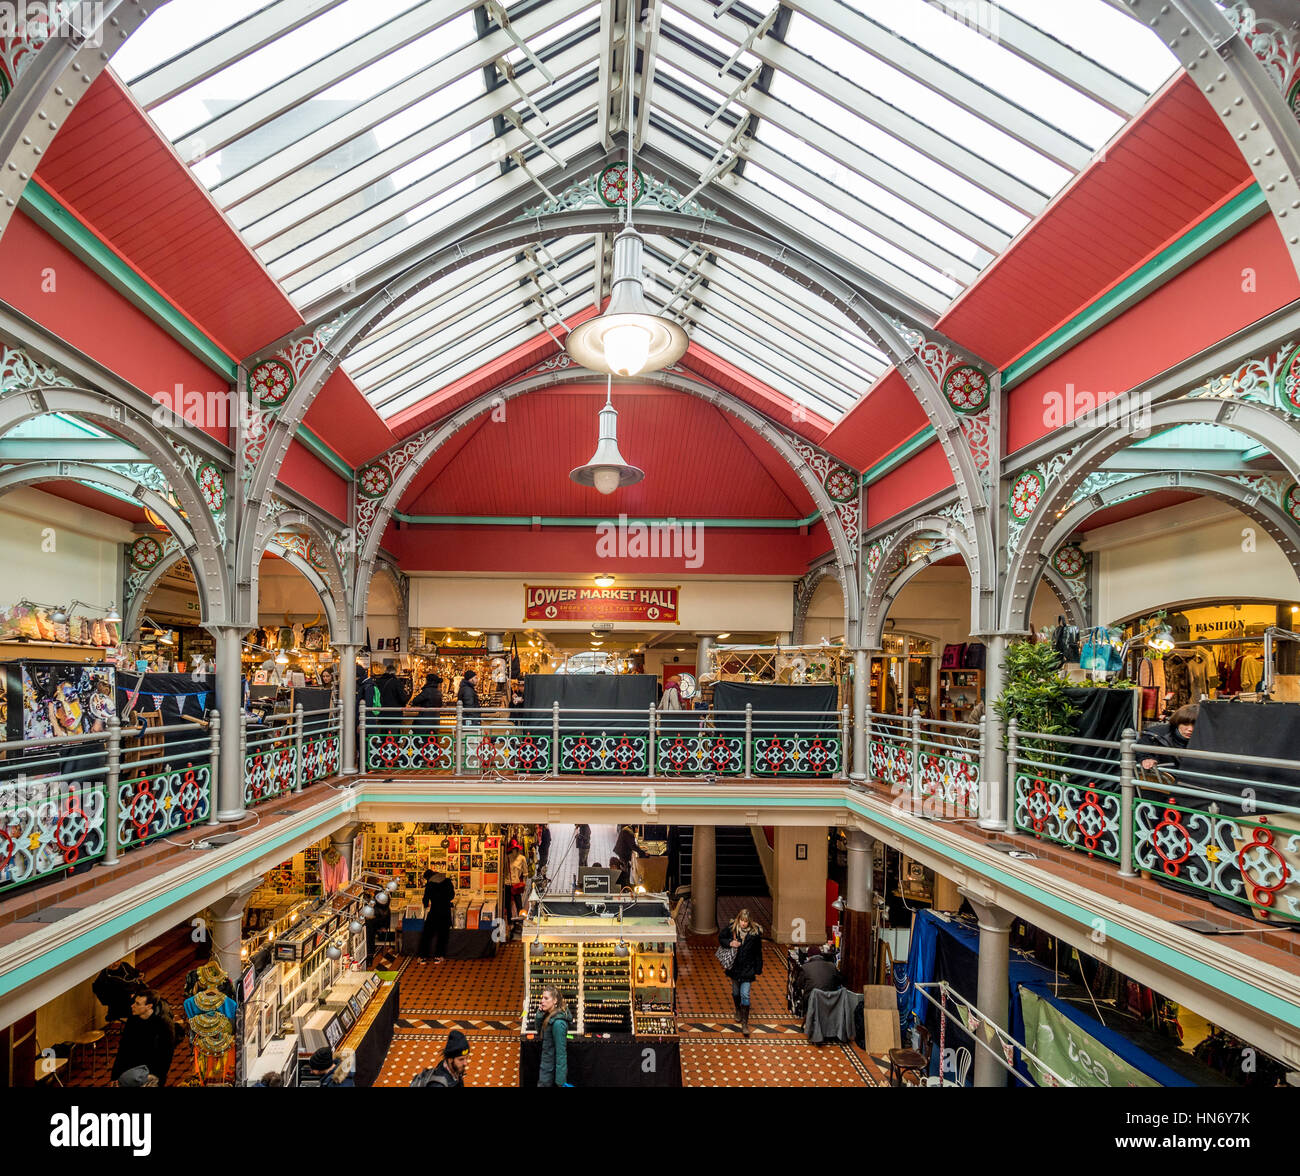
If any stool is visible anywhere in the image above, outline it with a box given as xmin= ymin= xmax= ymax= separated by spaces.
xmin=888 ymin=1025 xmax=932 ymax=1087
xmin=72 ymin=1030 xmax=106 ymax=1083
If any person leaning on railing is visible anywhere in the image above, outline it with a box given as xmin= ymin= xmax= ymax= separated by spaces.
xmin=408 ymin=674 xmax=444 ymax=734
xmin=1136 ymin=703 xmax=1198 ymax=773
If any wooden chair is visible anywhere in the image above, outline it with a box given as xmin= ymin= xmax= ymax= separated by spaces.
xmin=888 ymin=1024 xmax=932 ymax=1087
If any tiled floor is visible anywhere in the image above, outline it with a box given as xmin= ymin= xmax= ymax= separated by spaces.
xmin=372 ymin=899 xmax=887 ymax=1088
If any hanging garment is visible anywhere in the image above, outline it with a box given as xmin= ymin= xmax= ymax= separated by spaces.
xmin=182 ymin=988 xmax=238 ymax=1085
xmin=804 ymin=987 xmax=863 ymax=1044
xmin=1187 ymin=648 xmax=1215 ymax=699
xmin=1240 ymin=651 xmax=1265 ymax=692
xmin=1164 ymin=658 xmax=1191 ymax=710
xmin=320 ymin=846 xmax=350 ymax=894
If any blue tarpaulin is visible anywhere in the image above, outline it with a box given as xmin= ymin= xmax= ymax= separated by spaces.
xmin=900 ymin=910 xmax=1198 ymax=1087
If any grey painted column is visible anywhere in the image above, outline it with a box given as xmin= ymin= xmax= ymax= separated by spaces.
xmin=689 ymin=825 xmax=718 ymax=936
xmin=961 ymin=890 xmax=1017 ymax=1088
xmin=331 ymin=822 xmax=363 ymax=878
xmin=695 ymin=635 xmax=713 ymax=681
xmin=851 ymin=648 xmax=869 ymax=781
xmin=845 ymin=828 xmax=874 ymax=912
xmin=206 ymin=878 xmax=262 ymax=982
xmin=978 ymin=633 xmax=1009 ymax=830
xmin=210 ymin=625 xmax=246 ymax=822
xmin=336 ymin=643 xmax=361 ymax=775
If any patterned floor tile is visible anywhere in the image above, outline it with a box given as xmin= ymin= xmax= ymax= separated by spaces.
xmin=680 ymin=1038 xmax=873 ymax=1087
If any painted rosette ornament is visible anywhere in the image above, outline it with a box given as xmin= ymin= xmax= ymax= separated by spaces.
xmin=250 ymin=358 xmax=295 ymax=408
xmin=866 ymin=542 xmax=884 ymax=579
xmin=943 ymin=365 xmax=990 ymax=414
xmin=1278 ymin=343 xmax=1300 ymax=414
xmin=824 ymin=464 xmax=857 ymax=504
xmin=130 ymin=535 xmax=164 ymax=571
xmin=1285 ymin=482 xmax=1300 ymax=523
xmin=357 ymin=462 xmax=393 ymax=499
xmin=307 ymin=540 xmax=329 ymax=571
xmin=0 ymin=61 xmax=10 ymax=102
xmin=1052 ymin=544 xmax=1085 ymax=578
xmin=598 ymin=163 xmax=643 ymax=207
xmin=197 ymin=462 xmax=226 ymax=513
xmin=1009 ymin=469 xmax=1044 ymax=521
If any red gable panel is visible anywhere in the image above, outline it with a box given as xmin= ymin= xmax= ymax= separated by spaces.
xmin=865 ymin=442 xmax=954 ymax=529
xmin=822 ymin=369 xmax=930 ymax=471
xmin=35 ymin=71 xmax=302 ymax=359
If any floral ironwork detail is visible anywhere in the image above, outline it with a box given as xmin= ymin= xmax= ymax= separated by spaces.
xmin=599 ymin=163 xmax=643 ymax=207
xmin=0 ymin=775 xmax=107 ymax=894
xmin=0 ymin=344 xmax=77 ymax=394
xmin=517 ymin=169 xmax=724 ymax=222
xmin=117 ymin=765 xmax=210 ymax=851
xmin=1225 ymin=3 xmax=1300 ymax=117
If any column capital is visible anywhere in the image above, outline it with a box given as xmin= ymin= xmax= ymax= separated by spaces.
xmin=330 ymin=821 xmax=363 ymax=845
xmin=959 ymin=888 xmax=1016 ymax=933
xmin=208 ymin=875 xmax=263 ymax=920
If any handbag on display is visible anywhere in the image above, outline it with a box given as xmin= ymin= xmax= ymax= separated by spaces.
xmin=962 ymin=642 xmax=986 ymax=670
xmin=941 ymin=644 xmax=965 ymax=669
xmin=509 ymin=634 xmax=521 ymax=680
xmin=715 ymin=945 xmax=737 ymax=970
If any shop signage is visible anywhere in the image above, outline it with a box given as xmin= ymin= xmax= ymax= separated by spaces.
xmin=1020 ymin=989 xmax=1157 ymax=1088
xmin=524 ymin=584 xmax=680 ymax=624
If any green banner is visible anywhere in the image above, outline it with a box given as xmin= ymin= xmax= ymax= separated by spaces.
xmin=1020 ymin=989 xmax=1160 ymax=1088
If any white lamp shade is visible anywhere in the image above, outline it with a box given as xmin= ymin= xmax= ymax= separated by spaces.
xmin=565 ymin=226 xmax=687 ymax=376
xmin=570 ymin=399 xmax=644 ymax=492
xmin=592 ymin=467 xmax=624 ymax=495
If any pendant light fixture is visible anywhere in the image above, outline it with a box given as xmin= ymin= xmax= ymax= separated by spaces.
xmin=570 ymin=376 xmax=644 ymax=494
xmin=564 ymin=2 xmax=687 ymax=378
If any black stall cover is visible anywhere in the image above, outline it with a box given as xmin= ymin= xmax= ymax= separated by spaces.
xmin=1062 ymin=687 xmax=1136 ymax=783
xmin=711 ymin=682 xmax=838 ymax=735
xmin=1189 ymin=700 xmax=1300 ymax=813
xmin=522 ymin=674 xmax=656 ymax=737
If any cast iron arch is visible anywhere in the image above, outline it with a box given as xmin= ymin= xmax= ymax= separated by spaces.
xmin=0 ymin=385 xmax=231 ymax=617
xmin=793 ymin=560 xmax=844 ymax=644
xmin=1004 ymin=469 xmax=1300 ymax=632
xmin=239 ymin=208 xmax=990 ymax=626
xmin=862 ymin=515 xmax=978 ymax=649
xmin=255 ymin=508 xmax=349 ymax=641
xmin=344 ymin=368 xmax=863 ymax=641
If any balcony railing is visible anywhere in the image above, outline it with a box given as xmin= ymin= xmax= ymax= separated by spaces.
xmin=242 ymin=704 xmax=342 ymax=805
xmin=867 ymin=709 xmax=982 ymax=818
xmin=359 ymin=704 xmax=850 ymax=779
xmin=1006 ymin=720 xmax=1300 ymax=926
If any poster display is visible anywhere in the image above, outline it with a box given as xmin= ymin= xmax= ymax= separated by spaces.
xmin=1 ymin=661 xmax=116 ymax=742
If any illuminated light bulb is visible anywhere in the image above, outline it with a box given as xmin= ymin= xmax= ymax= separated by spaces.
xmin=594 ymin=573 xmax=615 ymax=588
xmin=603 ymin=321 xmax=653 ymax=378
xmin=592 ymin=466 xmax=623 ymax=496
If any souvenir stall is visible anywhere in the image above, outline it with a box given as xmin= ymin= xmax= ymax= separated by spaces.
xmin=707 ymin=643 xmax=849 ymax=705
xmin=243 ymin=614 xmax=335 ymax=688
xmin=520 ymin=891 xmax=680 ymax=1087
xmin=0 ymin=601 xmax=120 ymax=664
xmin=360 ymin=822 xmax=505 ymax=959
xmin=240 ymin=883 xmax=397 ymax=1087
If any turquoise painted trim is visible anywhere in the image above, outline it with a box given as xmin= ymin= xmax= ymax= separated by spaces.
xmin=8 ymin=785 xmax=1299 ymax=1021
xmin=0 ymin=800 xmax=349 ymax=997
xmin=20 ymin=182 xmax=238 ymax=380
xmin=297 ymin=423 xmax=354 ymax=479
xmin=1001 ymin=185 xmax=1268 ymax=392
xmin=861 ymin=427 xmax=936 ymax=485
xmin=393 ymin=511 xmax=824 ymax=528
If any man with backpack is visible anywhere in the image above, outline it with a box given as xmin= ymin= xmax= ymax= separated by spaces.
xmin=409 ymin=1030 xmax=470 ymax=1088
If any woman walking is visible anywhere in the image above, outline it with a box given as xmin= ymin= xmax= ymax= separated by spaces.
xmin=418 ymin=868 xmax=455 ymax=964
xmin=718 ymin=909 xmax=764 ymax=1037
xmin=534 ymin=984 xmax=570 ymax=1087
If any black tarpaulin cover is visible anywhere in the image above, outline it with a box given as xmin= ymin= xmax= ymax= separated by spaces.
xmin=1062 ymin=687 xmax=1136 ymax=784
xmin=711 ymin=682 xmax=837 ymax=735
xmin=521 ymin=673 xmax=657 ymax=737
xmin=1187 ymin=700 xmax=1300 ymax=812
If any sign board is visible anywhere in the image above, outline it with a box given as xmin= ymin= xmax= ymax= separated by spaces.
xmin=524 ymin=585 xmax=679 ymax=624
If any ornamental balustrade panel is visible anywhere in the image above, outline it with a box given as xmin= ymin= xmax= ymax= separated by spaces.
xmin=1013 ymin=771 xmax=1122 ymax=861
xmin=916 ymin=746 xmax=981 ymax=816
xmin=366 ymin=729 xmax=454 ymax=772
xmin=656 ymin=731 xmax=744 ymax=776
xmin=302 ymin=733 xmax=340 ymax=784
xmin=116 ymin=763 xmax=211 ymax=851
xmin=558 ymin=730 xmax=649 ymax=775
xmin=465 ymin=729 xmax=552 ymax=774
xmin=244 ymin=738 xmax=297 ymax=806
xmin=0 ymin=772 xmax=107 ymax=893
xmin=1132 ymin=798 xmax=1252 ymax=912
xmin=753 ymin=731 xmax=841 ymax=777
xmin=869 ymin=733 xmax=913 ymax=790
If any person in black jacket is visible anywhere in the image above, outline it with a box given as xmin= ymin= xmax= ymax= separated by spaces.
xmin=456 ymin=670 xmax=481 ymax=721
xmin=1137 ymin=703 xmax=1198 ymax=772
xmin=409 ymin=674 xmax=444 ymax=735
xmin=111 ymin=989 xmax=176 ymax=1086
xmin=718 ymin=909 xmax=764 ymax=1037
xmin=574 ymin=824 xmax=591 ymax=870
xmin=93 ymin=959 xmax=142 ymax=1023
xmin=611 ymin=825 xmax=638 ymax=889
xmin=418 ymin=868 xmax=456 ymax=964
xmin=410 ymin=1030 xmax=470 ymax=1088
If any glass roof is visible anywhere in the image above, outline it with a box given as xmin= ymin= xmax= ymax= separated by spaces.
xmin=111 ymin=0 xmax=1177 ymax=424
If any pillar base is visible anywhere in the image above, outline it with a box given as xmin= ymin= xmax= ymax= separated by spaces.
xmin=216 ymin=808 xmax=248 ymax=824
xmin=977 ymin=817 xmax=1008 ymax=832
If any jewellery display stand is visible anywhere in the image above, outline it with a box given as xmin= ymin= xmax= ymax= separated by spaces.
xmin=522 ymin=893 xmax=677 ymax=1037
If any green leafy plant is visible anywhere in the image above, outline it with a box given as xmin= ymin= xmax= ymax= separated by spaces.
xmin=993 ymin=641 xmax=1078 ymax=769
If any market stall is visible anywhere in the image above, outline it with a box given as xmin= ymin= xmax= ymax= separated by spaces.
xmin=520 ymin=891 xmax=680 ymax=1086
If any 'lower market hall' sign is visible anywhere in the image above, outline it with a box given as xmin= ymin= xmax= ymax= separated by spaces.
xmin=525 ymin=585 xmax=679 ymax=624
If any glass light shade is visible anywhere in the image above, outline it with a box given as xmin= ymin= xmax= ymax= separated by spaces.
xmin=603 ymin=321 xmax=652 ymax=377
xmin=349 ymin=920 xmax=363 ymax=933
xmin=275 ymin=651 xmax=289 ymax=664
xmin=1150 ymin=625 xmax=1175 ymax=652
xmin=375 ymin=891 xmax=388 ymax=904
xmin=105 ymin=603 xmax=121 ymax=623
xmin=362 ymin=904 xmax=375 ymax=919
xmin=326 ymin=944 xmax=342 ymax=961
xmin=592 ymin=466 xmax=623 ymax=495
xmin=594 ymin=574 xmax=615 ymax=588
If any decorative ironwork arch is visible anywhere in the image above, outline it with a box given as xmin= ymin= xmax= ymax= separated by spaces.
xmin=257 ymin=508 xmax=349 ymax=642
xmin=1002 ymin=399 xmax=1300 ymax=630
xmin=343 ymin=367 xmax=864 ymax=641
xmin=793 ymin=560 xmax=844 ymax=644
xmin=1006 ymin=469 xmax=1300 ymax=632
xmin=237 ymin=209 xmax=990 ymax=625
xmin=862 ymin=515 xmax=979 ymax=649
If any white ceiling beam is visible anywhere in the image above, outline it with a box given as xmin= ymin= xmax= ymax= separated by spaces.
xmin=779 ymin=0 xmax=1093 ymax=170
xmin=173 ymin=0 xmax=480 ymax=162
xmin=595 ymin=0 xmax=618 ymax=148
xmin=211 ymin=0 xmax=594 ymax=210
xmin=634 ymin=0 xmax=664 ymax=150
xmin=126 ymin=0 xmax=354 ymax=109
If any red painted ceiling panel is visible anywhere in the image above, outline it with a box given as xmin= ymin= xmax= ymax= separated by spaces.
xmin=0 ymin=211 xmax=232 ymax=446
xmin=822 ymin=370 xmax=929 ymax=471
xmin=937 ymin=74 xmax=1254 ymax=368
xmin=1076 ymin=490 xmax=1197 ymax=533
xmin=865 ymin=442 xmax=954 ymax=529
xmin=38 ymin=481 xmax=148 ymax=525
xmin=35 ymin=71 xmax=302 ymax=359
xmin=1006 ymin=215 xmax=1300 ymax=452
xmin=276 ymin=440 xmax=349 ymax=523
xmin=303 ymin=370 xmax=396 ymax=468
xmin=400 ymin=388 xmax=814 ymax=519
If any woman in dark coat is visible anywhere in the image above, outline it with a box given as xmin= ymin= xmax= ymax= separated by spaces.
xmin=409 ymin=674 xmax=444 ymax=735
xmin=1136 ymin=702 xmax=1198 ymax=772
xmin=418 ymin=867 xmax=456 ymax=964
xmin=718 ymin=908 xmax=764 ymax=1037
